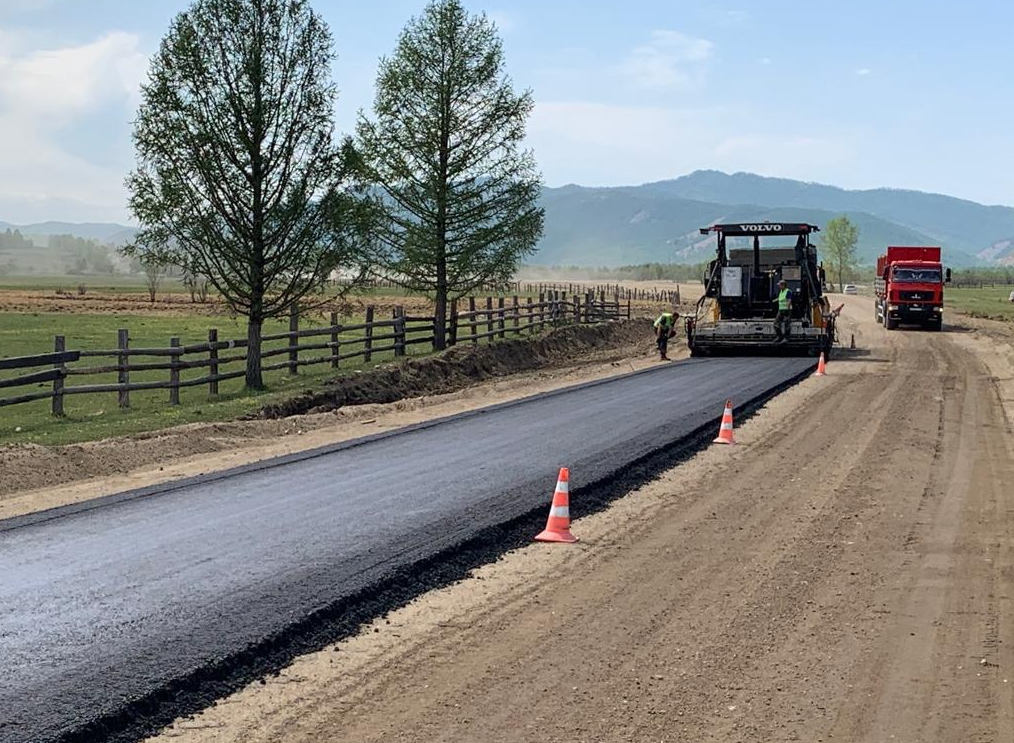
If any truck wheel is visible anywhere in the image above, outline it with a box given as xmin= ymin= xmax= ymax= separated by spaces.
xmin=885 ymin=313 xmax=897 ymax=331
xmin=927 ymin=319 xmax=942 ymax=332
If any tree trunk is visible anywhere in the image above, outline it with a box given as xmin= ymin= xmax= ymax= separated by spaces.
xmin=433 ymin=285 xmax=447 ymax=350
xmin=245 ymin=316 xmax=264 ymax=390
xmin=433 ymin=253 xmax=448 ymax=350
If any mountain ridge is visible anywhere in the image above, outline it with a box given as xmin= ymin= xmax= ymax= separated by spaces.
xmin=4 ymin=170 xmax=1012 ymax=267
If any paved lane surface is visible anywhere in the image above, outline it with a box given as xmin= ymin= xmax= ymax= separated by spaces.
xmin=0 ymin=357 xmax=811 ymax=742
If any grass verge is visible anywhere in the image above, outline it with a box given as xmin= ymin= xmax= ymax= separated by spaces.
xmin=0 ymin=310 xmax=439 ymax=446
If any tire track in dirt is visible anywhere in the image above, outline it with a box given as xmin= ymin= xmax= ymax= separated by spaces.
xmin=830 ymin=336 xmax=1014 ymax=743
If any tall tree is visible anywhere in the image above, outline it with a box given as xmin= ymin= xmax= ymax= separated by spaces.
xmin=822 ymin=215 xmax=860 ymax=292
xmin=356 ymin=0 xmax=545 ymax=349
xmin=127 ymin=0 xmax=369 ymax=389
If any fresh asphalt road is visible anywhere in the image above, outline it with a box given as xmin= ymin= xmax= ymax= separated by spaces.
xmin=0 ymin=356 xmax=812 ymax=742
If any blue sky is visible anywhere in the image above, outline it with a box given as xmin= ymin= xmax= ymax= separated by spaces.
xmin=0 ymin=0 xmax=1010 ymax=223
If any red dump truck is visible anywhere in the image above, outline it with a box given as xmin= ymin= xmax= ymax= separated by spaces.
xmin=874 ymin=246 xmax=951 ymax=330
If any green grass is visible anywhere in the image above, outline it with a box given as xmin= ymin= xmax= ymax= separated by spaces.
xmin=0 ymin=310 xmax=443 ymax=446
xmin=946 ymin=286 xmax=1014 ymax=321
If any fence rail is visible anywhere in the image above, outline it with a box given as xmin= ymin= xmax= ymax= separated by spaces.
xmin=1 ymin=290 xmax=626 ymax=417
xmin=340 ymin=277 xmax=685 ymax=305
xmin=518 ymin=282 xmax=682 ymax=305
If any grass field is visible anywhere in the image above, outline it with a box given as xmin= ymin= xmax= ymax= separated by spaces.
xmin=0 ymin=309 xmax=442 ymax=446
xmin=947 ymin=286 xmax=1014 ymax=321
xmin=0 ymin=273 xmax=623 ymax=447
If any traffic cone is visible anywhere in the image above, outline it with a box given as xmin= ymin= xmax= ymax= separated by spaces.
xmin=713 ymin=400 xmax=735 ymax=445
xmin=814 ymin=352 xmax=827 ymax=377
xmin=535 ymin=468 xmax=577 ymax=543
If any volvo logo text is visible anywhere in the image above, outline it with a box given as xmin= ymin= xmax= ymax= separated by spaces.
xmin=738 ymin=224 xmax=783 ymax=232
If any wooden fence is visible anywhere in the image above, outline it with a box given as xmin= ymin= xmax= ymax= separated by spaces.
xmin=519 ymin=283 xmax=682 ymax=305
xmin=344 ymin=277 xmax=684 ymax=305
xmin=0 ymin=291 xmax=625 ymax=417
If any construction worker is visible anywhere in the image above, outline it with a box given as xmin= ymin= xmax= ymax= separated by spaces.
xmin=654 ymin=310 xmax=680 ymax=360
xmin=774 ymin=279 xmax=792 ymax=343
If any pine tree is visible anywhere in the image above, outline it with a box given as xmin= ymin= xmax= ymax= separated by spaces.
xmin=356 ymin=0 xmax=544 ymax=349
xmin=127 ymin=0 xmax=369 ymax=389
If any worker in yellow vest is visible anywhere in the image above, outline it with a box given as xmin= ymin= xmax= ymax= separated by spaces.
xmin=654 ymin=310 xmax=680 ymax=360
xmin=774 ymin=279 xmax=792 ymax=343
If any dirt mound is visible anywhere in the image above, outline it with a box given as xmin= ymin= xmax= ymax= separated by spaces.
xmin=256 ymin=319 xmax=650 ymax=418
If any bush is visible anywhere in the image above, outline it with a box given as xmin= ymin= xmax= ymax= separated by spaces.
xmin=77 ymin=284 xmax=87 ymax=296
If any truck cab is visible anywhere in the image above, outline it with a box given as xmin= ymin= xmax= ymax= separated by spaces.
xmin=874 ymin=247 xmax=949 ymax=331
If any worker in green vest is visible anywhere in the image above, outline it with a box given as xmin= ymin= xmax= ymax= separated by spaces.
xmin=774 ymin=279 xmax=793 ymax=343
xmin=653 ymin=310 xmax=680 ymax=360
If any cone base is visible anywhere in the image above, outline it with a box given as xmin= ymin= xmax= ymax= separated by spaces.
xmin=813 ymin=371 xmax=826 ymax=377
xmin=535 ymin=529 xmax=578 ymax=543
xmin=713 ymin=437 xmax=735 ymax=445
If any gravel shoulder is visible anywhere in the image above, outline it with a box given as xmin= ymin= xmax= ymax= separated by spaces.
xmin=149 ymin=297 xmax=1014 ymax=743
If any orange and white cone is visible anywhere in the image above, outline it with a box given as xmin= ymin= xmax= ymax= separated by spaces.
xmin=535 ymin=467 xmax=578 ymax=543
xmin=713 ymin=400 xmax=735 ymax=445
xmin=814 ymin=352 xmax=827 ymax=377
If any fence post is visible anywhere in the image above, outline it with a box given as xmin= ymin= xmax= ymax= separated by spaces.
xmin=538 ymin=292 xmax=545 ymax=328
xmin=117 ymin=328 xmax=130 ymax=409
xmin=330 ymin=311 xmax=340 ymax=369
xmin=512 ymin=296 xmax=520 ymax=335
xmin=448 ymin=299 xmax=458 ymax=347
xmin=467 ymin=297 xmax=477 ymax=345
xmin=52 ymin=335 xmax=66 ymax=417
xmin=627 ymin=296 xmax=632 ymax=320
xmin=497 ymin=297 xmax=506 ymax=339
xmin=526 ymin=297 xmax=535 ymax=333
xmin=676 ymin=285 xmax=681 ymax=304
xmin=208 ymin=328 xmax=219 ymax=396
xmin=364 ymin=306 xmax=375 ymax=362
xmin=574 ymin=294 xmax=581 ymax=323
xmin=288 ymin=305 xmax=299 ymax=375
xmin=394 ymin=306 xmax=406 ymax=357
xmin=486 ymin=297 xmax=494 ymax=338
xmin=169 ymin=337 xmax=181 ymax=406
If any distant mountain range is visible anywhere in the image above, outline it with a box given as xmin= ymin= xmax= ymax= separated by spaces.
xmin=4 ymin=170 xmax=1014 ymax=268
xmin=537 ymin=171 xmax=1014 ymax=267
xmin=0 ymin=220 xmax=137 ymax=246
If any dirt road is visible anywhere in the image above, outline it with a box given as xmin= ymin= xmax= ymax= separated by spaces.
xmin=149 ymin=297 xmax=1012 ymax=743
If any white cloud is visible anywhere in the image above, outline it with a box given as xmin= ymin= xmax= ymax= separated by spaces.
xmin=0 ymin=29 xmax=146 ymax=221
xmin=528 ymin=100 xmax=853 ymax=188
xmin=487 ymin=10 xmax=518 ymax=34
xmin=713 ymin=134 xmax=850 ymax=169
xmin=761 ymin=57 xmax=772 ymax=65
xmin=856 ymin=68 xmax=872 ymax=76
xmin=0 ymin=30 xmax=146 ymax=119
xmin=529 ymin=100 xmax=719 ymax=185
xmin=620 ymin=30 xmax=713 ymax=89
